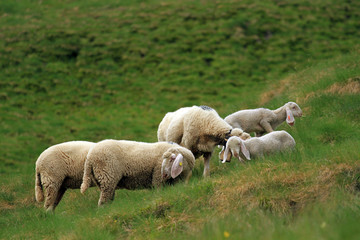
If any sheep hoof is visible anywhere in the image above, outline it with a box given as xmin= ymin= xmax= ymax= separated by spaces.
xmin=203 ymin=172 xmax=210 ymax=178
xmin=45 ymin=207 xmax=55 ymax=214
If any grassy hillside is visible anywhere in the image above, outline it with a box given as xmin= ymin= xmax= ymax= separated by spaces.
xmin=0 ymin=0 xmax=359 ymax=239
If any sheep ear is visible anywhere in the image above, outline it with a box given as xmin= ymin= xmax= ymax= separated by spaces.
xmin=286 ymin=107 xmax=295 ymax=125
xmin=240 ymin=141 xmax=250 ymax=160
xmin=226 ymin=148 xmax=232 ymax=161
xmin=171 ymin=154 xmax=184 ymax=178
xmin=219 ymin=147 xmax=225 ymax=161
xmin=221 ymin=145 xmax=232 ymax=163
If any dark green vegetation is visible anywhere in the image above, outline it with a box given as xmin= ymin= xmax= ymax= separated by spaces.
xmin=1 ymin=0 xmax=359 ymax=239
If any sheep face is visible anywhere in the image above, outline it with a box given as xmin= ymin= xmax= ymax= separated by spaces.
xmin=285 ymin=102 xmax=302 ymax=126
xmin=161 ymin=148 xmax=184 ymax=180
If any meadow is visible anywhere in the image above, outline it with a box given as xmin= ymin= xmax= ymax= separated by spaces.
xmin=0 ymin=0 xmax=359 ymax=239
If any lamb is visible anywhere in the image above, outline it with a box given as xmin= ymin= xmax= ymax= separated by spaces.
xmin=80 ymin=140 xmax=195 ymax=206
xmin=35 ymin=141 xmax=96 ymax=212
xmin=157 ymin=105 xmax=250 ymax=177
xmin=219 ymin=131 xmax=296 ymax=163
xmin=224 ymin=102 xmax=302 ymax=137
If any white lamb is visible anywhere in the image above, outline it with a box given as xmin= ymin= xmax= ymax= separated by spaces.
xmin=157 ymin=105 xmax=250 ymax=177
xmin=35 ymin=141 xmax=96 ymax=212
xmin=80 ymin=140 xmax=195 ymax=206
xmin=220 ymin=131 xmax=296 ymax=163
xmin=224 ymin=102 xmax=302 ymax=136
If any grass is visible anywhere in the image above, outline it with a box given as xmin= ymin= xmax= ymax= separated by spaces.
xmin=1 ymin=0 xmax=360 ymax=239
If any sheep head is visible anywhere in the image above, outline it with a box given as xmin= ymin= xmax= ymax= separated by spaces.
xmin=219 ymin=128 xmax=250 ymax=162
xmin=285 ymin=102 xmax=302 ymax=126
xmin=161 ymin=149 xmax=184 ymax=180
xmin=220 ymin=136 xmax=250 ymax=163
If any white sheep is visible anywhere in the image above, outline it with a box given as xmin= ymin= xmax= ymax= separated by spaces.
xmin=80 ymin=140 xmax=195 ymax=206
xmin=35 ymin=141 xmax=96 ymax=212
xmin=224 ymin=102 xmax=302 ymax=137
xmin=219 ymin=131 xmax=296 ymax=163
xmin=157 ymin=105 xmax=250 ymax=177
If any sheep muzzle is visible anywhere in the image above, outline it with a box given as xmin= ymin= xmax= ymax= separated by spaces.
xmin=163 ymin=173 xmax=170 ymax=180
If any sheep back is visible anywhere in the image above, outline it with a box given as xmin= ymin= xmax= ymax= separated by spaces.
xmin=163 ymin=106 xmax=232 ymax=154
xmin=225 ymin=108 xmax=276 ymax=133
xmin=85 ymin=140 xmax=191 ymax=190
xmin=245 ymin=130 xmax=295 ymax=158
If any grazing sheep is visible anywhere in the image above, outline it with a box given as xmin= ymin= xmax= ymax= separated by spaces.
xmin=224 ymin=102 xmax=302 ymax=137
xmin=219 ymin=131 xmax=296 ymax=163
xmin=80 ymin=140 xmax=195 ymax=206
xmin=157 ymin=105 xmax=250 ymax=177
xmin=35 ymin=141 xmax=96 ymax=212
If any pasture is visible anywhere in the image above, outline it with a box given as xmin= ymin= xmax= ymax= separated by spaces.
xmin=0 ymin=0 xmax=359 ymax=239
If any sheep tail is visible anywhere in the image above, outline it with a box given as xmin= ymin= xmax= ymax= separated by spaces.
xmin=35 ymin=171 xmax=44 ymax=202
xmin=80 ymin=161 xmax=92 ymax=194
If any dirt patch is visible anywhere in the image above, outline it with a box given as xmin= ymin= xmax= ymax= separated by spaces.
xmin=0 ymin=201 xmax=16 ymax=210
xmin=302 ymin=77 xmax=360 ymax=104
xmin=324 ymin=77 xmax=360 ymax=95
xmin=259 ymin=77 xmax=293 ymax=106
xmin=260 ymin=71 xmax=359 ymax=105
xmin=210 ymin=162 xmax=358 ymax=217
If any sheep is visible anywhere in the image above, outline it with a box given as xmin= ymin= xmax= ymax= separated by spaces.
xmin=219 ymin=130 xmax=296 ymax=163
xmin=80 ymin=140 xmax=195 ymax=206
xmin=224 ymin=102 xmax=302 ymax=137
xmin=35 ymin=141 xmax=96 ymax=212
xmin=157 ymin=105 xmax=250 ymax=177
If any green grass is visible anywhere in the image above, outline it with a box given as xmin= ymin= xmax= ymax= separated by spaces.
xmin=1 ymin=0 xmax=360 ymax=239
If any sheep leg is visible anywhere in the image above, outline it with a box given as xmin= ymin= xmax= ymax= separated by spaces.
xmin=203 ymin=152 xmax=212 ymax=177
xmin=43 ymin=184 xmax=60 ymax=212
xmin=98 ymin=176 xmax=119 ymax=206
xmin=166 ymin=120 xmax=184 ymax=144
xmin=53 ymin=187 xmax=66 ymax=208
xmin=98 ymin=186 xmax=116 ymax=206
xmin=259 ymin=120 xmax=274 ymax=134
xmin=185 ymin=171 xmax=192 ymax=184
xmin=255 ymin=132 xmax=265 ymax=137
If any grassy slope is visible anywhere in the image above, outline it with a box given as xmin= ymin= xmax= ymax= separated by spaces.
xmin=0 ymin=0 xmax=360 ymax=239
